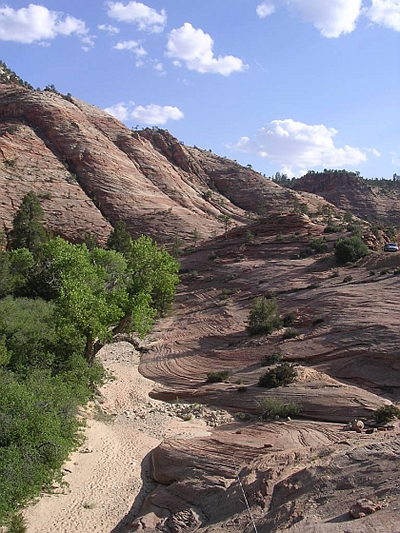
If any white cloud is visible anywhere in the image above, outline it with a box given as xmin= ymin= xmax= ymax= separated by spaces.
xmin=0 ymin=4 xmax=88 ymax=44
xmin=113 ymin=40 xmax=147 ymax=58
xmin=107 ymin=1 xmax=166 ymax=33
xmin=166 ymin=22 xmax=246 ymax=75
xmin=230 ymin=119 xmax=369 ymax=174
xmin=256 ymin=2 xmax=276 ymax=18
xmin=366 ymin=0 xmax=400 ymax=31
xmin=98 ymin=23 xmax=120 ymax=34
xmin=283 ymin=0 xmax=362 ymax=37
xmin=104 ymin=102 xmax=131 ymax=121
xmin=391 ymin=150 xmax=400 ymax=167
xmin=105 ymin=102 xmax=184 ymax=125
xmin=131 ymin=104 xmax=184 ymax=125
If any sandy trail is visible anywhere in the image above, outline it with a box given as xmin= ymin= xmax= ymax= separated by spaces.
xmin=24 ymin=342 xmax=210 ymax=533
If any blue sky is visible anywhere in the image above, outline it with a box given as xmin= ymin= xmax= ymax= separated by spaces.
xmin=1 ymin=1 xmax=399 ymax=178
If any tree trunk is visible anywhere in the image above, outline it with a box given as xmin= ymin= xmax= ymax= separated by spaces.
xmin=85 ymin=335 xmax=95 ymax=366
xmin=112 ymin=312 xmax=132 ymax=336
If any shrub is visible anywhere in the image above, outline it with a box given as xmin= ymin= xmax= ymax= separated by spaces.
xmin=248 ymin=296 xmax=282 ymax=335
xmin=324 ymin=219 xmax=342 ymax=233
xmin=258 ymin=362 xmax=298 ymax=388
xmin=373 ymin=405 xmax=400 ymax=425
xmin=282 ymin=312 xmax=296 ymax=327
xmin=261 ymin=353 xmax=282 ymax=366
xmin=237 ymin=386 xmax=248 ymax=393
xmin=260 ymin=398 xmax=301 ymax=419
xmin=6 ymin=513 xmax=27 ymax=533
xmin=206 ymin=371 xmax=230 ymax=383
xmin=282 ymin=327 xmax=299 ymax=340
xmin=334 ymin=236 xmax=369 ymax=265
xmin=343 ymin=275 xmax=353 ymax=283
xmin=304 ymin=237 xmax=328 ymax=256
xmin=312 ymin=317 xmax=324 ymax=326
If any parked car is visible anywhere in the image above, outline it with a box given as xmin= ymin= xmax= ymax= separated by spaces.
xmin=384 ymin=242 xmax=399 ymax=252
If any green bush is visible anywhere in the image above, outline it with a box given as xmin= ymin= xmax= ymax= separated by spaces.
xmin=373 ymin=405 xmax=400 ymax=425
xmin=261 ymin=353 xmax=282 ymax=366
xmin=260 ymin=398 xmax=301 ymax=419
xmin=248 ymin=296 xmax=282 ymax=335
xmin=258 ymin=362 xmax=298 ymax=388
xmin=206 ymin=371 xmax=230 ymax=383
xmin=282 ymin=312 xmax=296 ymax=327
xmin=282 ymin=327 xmax=299 ymax=339
xmin=334 ymin=236 xmax=369 ymax=264
xmin=301 ymin=237 xmax=328 ymax=257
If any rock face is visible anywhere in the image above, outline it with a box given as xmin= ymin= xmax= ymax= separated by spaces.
xmin=131 ymin=213 xmax=400 ymax=532
xmin=0 ymin=81 xmax=326 ymax=245
xmin=294 ymin=170 xmax=400 ymax=226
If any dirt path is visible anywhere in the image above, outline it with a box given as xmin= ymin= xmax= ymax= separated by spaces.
xmin=24 ymin=342 xmax=211 ymax=533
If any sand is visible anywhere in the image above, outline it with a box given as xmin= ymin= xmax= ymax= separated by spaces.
xmin=24 ymin=342 xmax=211 ymax=533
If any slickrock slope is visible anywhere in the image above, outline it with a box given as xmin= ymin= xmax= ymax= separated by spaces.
xmin=130 ymin=213 xmax=400 ymax=532
xmin=294 ymin=170 xmax=400 ymax=225
xmin=0 ymin=82 xmax=329 ymax=245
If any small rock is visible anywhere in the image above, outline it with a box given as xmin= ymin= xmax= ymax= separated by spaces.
xmin=349 ymin=498 xmax=382 ymax=519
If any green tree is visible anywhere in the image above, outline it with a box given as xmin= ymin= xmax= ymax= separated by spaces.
xmin=334 ymin=236 xmax=369 ymax=264
xmin=9 ymin=191 xmax=46 ymax=252
xmin=258 ymin=362 xmax=298 ymax=388
xmin=106 ymin=220 xmax=132 ymax=257
xmin=248 ymin=296 xmax=282 ymax=335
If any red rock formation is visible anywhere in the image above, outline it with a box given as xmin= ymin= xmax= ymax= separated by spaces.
xmin=0 ymin=82 xmax=334 ymax=245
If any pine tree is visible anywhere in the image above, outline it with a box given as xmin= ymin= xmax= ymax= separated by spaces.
xmin=106 ymin=220 xmax=132 ymax=257
xmin=9 ymin=191 xmax=46 ymax=252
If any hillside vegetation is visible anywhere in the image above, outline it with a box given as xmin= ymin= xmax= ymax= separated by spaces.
xmin=0 ymin=192 xmax=179 ymax=527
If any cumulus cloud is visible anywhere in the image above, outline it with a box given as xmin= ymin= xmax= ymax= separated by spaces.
xmin=107 ymin=1 xmax=166 ymax=33
xmin=366 ymin=0 xmax=400 ymax=31
xmin=256 ymin=2 xmax=276 ymax=18
xmin=284 ymin=0 xmax=362 ymax=38
xmin=131 ymin=104 xmax=184 ymax=125
xmin=104 ymin=102 xmax=130 ymax=121
xmin=0 ymin=4 xmax=88 ymax=44
xmin=113 ymin=40 xmax=147 ymax=58
xmin=256 ymin=1 xmax=363 ymax=38
xmin=166 ymin=22 xmax=246 ymax=75
xmin=230 ymin=119 xmax=370 ymax=174
xmin=105 ymin=102 xmax=184 ymax=125
xmin=98 ymin=23 xmax=120 ymax=34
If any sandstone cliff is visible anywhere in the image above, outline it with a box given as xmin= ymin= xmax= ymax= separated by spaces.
xmin=0 ymin=81 xmax=333 ymax=245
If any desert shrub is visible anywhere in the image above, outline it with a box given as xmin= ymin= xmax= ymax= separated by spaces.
xmin=380 ymin=269 xmax=388 ymax=276
xmin=5 ymin=513 xmax=27 ymax=533
xmin=282 ymin=312 xmax=296 ymax=327
xmin=302 ymin=237 xmax=328 ymax=257
xmin=312 ymin=317 xmax=325 ymax=326
xmin=258 ymin=362 xmax=298 ymax=388
xmin=282 ymin=327 xmax=299 ymax=340
xmin=334 ymin=236 xmax=369 ymax=264
xmin=373 ymin=405 xmax=400 ymax=425
xmin=261 ymin=353 xmax=282 ymax=366
xmin=208 ymin=251 xmax=217 ymax=260
xmin=206 ymin=371 xmax=230 ymax=383
xmin=369 ymin=270 xmax=376 ymax=276
xmin=248 ymin=296 xmax=282 ymax=335
xmin=237 ymin=386 xmax=248 ymax=393
xmin=219 ymin=288 xmax=238 ymax=300
xmin=343 ymin=275 xmax=353 ymax=283
xmin=260 ymin=398 xmax=301 ymax=419
xmin=324 ymin=219 xmax=342 ymax=233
